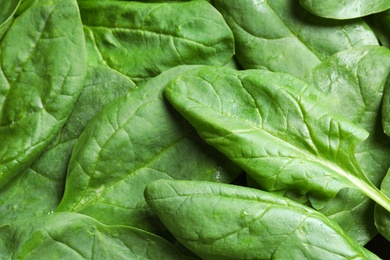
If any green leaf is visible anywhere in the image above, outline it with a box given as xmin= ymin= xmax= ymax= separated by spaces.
xmin=145 ymin=179 xmax=380 ymax=259
xmin=0 ymin=0 xmax=86 ymax=189
xmin=299 ymin=0 xmax=390 ymax=19
xmin=0 ymin=212 xmax=191 ymax=259
xmin=304 ymin=46 xmax=390 ymax=244
xmin=57 ymin=65 xmax=241 ymax=231
xmin=214 ymin=0 xmax=378 ymax=79
xmin=164 ymin=66 xmax=390 ymax=213
xmin=78 ymin=0 xmax=234 ymax=84
xmin=306 ymin=46 xmax=390 ymax=186
xmin=0 ymin=64 xmax=135 ymax=226
xmin=0 ymin=0 xmax=20 ymax=39
xmin=383 ymin=77 xmax=390 ymax=137
xmin=366 ymin=10 xmax=390 ymax=48
xmin=374 ymin=169 xmax=390 ymax=241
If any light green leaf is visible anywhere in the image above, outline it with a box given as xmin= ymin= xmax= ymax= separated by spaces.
xmin=78 ymin=0 xmax=234 ymax=84
xmin=57 ymin=65 xmax=241 ymax=231
xmin=145 ymin=179 xmax=380 ymax=259
xmin=214 ymin=0 xmax=378 ymax=79
xmin=164 ymin=66 xmax=390 ymax=213
xmin=0 ymin=0 xmax=86 ymax=189
xmin=0 ymin=212 xmax=191 ymax=259
xmin=300 ymin=0 xmax=390 ymax=19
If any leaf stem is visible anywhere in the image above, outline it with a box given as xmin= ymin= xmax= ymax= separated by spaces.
xmin=353 ymin=176 xmax=390 ymax=213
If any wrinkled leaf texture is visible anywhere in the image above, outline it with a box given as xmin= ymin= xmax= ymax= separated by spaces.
xmin=78 ymin=0 xmax=234 ymax=84
xmin=145 ymin=179 xmax=380 ymax=260
xmin=214 ymin=0 xmax=378 ymax=79
xmin=0 ymin=0 xmax=86 ymax=189
xmin=305 ymin=46 xmax=390 ymax=244
xmin=0 ymin=212 xmax=191 ymax=259
xmin=57 ymin=66 xmax=240 ymax=231
xmin=164 ymin=66 xmax=390 ymax=213
xmin=0 ymin=64 xmax=135 ymax=226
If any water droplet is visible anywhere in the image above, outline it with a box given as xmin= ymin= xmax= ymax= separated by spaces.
xmin=243 ymin=209 xmax=250 ymax=216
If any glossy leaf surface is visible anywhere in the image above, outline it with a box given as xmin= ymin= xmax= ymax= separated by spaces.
xmin=0 ymin=64 xmax=135 ymax=226
xmin=0 ymin=0 xmax=86 ymax=188
xmin=0 ymin=212 xmax=190 ymax=259
xmin=145 ymin=179 xmax=380 ymax=259
xmin=299 ymin=0 xmax=390 ymax=19
xmin=164 ymin=66 xmax=390 ymax=212
xmin=306 ymin=46 xmax=390 ymax=244
xmin=78 ymin=1 xmax=234 ymax=84
xmin=214 ymin=0 xmax=378 ymax=79
xmin=57 ymin=66 xmax=240 ymax=230
xmin=306 ymin=46 xmax=390 ymax=187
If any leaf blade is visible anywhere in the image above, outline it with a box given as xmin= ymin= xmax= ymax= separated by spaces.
xmin=78 ymin=1 xmax=234 ymax=84
xmin=145 ymin=179 xmax=380 ymax=259
xmin=300 ymin=0 xmax=390 ymax=19
xmin=57 ymin=65 xmax=241 ymax=230
xmin=164 ymin=66 xmax=390 ymax=212
xmin=0 ymin=0 xmax=86 ymax=188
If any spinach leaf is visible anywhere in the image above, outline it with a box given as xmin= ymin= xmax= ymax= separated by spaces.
xmin=299 ymin=0 xmax=390 ymax=19
xmin=0 ymin=0 xmax=20 ymax=39
xmin=145 ymin=179 xmax=380 ymax=259
xmin=383 ymin=76 xmax=390 ymax=137
xmin=0 ymin=0 xmax=86 ymax=189
xmin=304 ymin=46 xmax=390 ymax=243
xmin=214 ymin=0 xmax=378 ymax=79
xmin=0 ymin=212 xmax=191 ymax=259
xmin=164 ymin=66 xmax=390 ymax=213
xmin=366 ymin=10 xmax=390 ymax=48
xmin=78 ymin=0 xmax=234 ymax=84
xmin=374 ymin=169 xmax=390 ymax=241
xmin=305 ymin=46 xmax=390 ymax=187
xmin=0 ymin=64 xmax=135 ymax=226
xmin=57 ymin=65 xmax=241 ymax=231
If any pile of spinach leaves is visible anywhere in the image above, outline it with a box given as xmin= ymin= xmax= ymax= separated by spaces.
xmin=1 ymin=0 xmax=390 ymax=258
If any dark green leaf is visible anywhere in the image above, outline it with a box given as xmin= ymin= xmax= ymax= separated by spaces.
xmin=382 ymin=64 xmax=390 ymax=138
xmin=145 ymin=179 xmax=380 ymax=259
xmin=374 ymin=169 xmax=390 ymax=241
xmin=0 ymin=0 xmax=20 ymax=39
xmin=366 ymin=10 xmax=390 ymax=48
